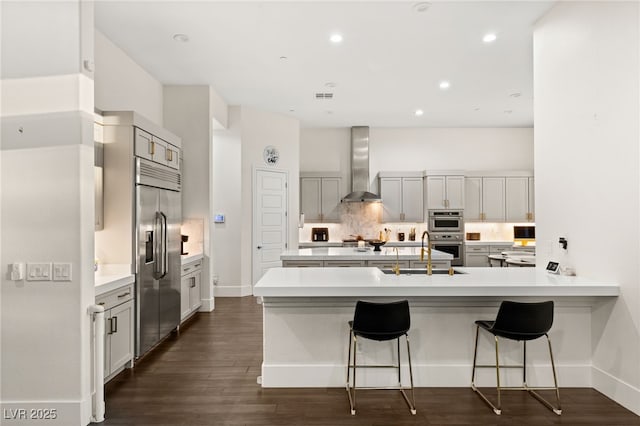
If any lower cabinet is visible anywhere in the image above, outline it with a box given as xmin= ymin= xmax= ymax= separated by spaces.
xmin=282 ymin=260 xmax=324 ymax=267
xmin=465 ymin=245 xmax=490 ymax=267
xmin=367 ymin=260 xmax=411 ymax=269
xmin=96 ymin=283 xmax=134 ymax=382
xmin=181 ymin=259 xmax=203 ymax=322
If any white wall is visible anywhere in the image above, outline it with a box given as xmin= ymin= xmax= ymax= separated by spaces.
xmin=211 ymin=107 xmax=243 ymax=295
xmin=240 ymin=107 xmax=300 ymax=292
xmin=94 ymin=30 xmax=163 ymax=125
xmin=163 ymin=85 xmax=218 ymax=311
xmin=534 ymin=1 xmax=639 ymax=414
xmin=0 ymin=2 xmax=95 ymax=425
xmin=300 ymin=127 xmax=533 ymax=195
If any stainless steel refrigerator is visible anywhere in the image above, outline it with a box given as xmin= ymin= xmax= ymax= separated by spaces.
xmin=135 ymin=157 xmax=181 ymax=357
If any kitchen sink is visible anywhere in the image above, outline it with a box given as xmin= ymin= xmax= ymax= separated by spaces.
xmin=381 ymin=268 xmax=466 ymax=275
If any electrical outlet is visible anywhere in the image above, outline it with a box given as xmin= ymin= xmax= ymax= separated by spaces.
xmin=53 ymin=263 xmax=72 ymax=281
xmin=26 ymin=263 xmax=52 ymax=281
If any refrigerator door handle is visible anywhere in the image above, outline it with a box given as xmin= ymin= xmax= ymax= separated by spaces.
xmin=161 ymin=212 xmax=168 ymax=277
xmin=153 ymin=212 xmax=168 ymax=279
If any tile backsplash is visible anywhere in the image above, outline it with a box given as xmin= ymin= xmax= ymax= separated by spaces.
xmin=299 ymin=202 xmax=428 ymax=242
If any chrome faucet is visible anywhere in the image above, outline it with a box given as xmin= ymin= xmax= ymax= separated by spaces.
xmin=420 ymin=230 xmax=433 ymax=275
xmin=392 ymin=247 xmax=401 ymax=275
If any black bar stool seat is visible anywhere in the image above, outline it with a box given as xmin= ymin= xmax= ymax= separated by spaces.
xmin=471 ymin=300 xmax=562 ymax=416
xmin=346 ymin=300 xmax=416 ymax=415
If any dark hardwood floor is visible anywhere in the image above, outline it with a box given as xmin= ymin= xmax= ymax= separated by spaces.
xmin=104 ymin=297 xmax=639 ymax=426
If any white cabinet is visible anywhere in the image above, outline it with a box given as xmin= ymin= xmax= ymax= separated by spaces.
xmin=425 ymin=175 xmax=465 ymax=210
xmin=464 ymin=177 xmax=506 ymax=222
xmin=378 ymin=174 xmax=424 ymax=222
xmin=180 ymin=259 xmax=202 ymax=322
xmin=528 ymin=177 xmax=535 ymax=221
xmin=505 ymin=177 xmax=536 ymax=222
xmin=465 ymin=173 xmax=534 ymax=223
xmin=300 ymin=176 xmax=341 ymax=222
xmin=465 ymin=245 xmax=490 ymax=267
xmin=482 ymin=177 xmax=505 ymax=222
xmin=96 ymin=283 xmax=134 ymax=382
xmin=134 ymin=127 xmax=180 ymax=170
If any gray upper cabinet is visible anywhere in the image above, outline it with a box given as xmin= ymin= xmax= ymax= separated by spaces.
xmin=425 ymin=174 xmax=465 ymax=210
xmin=300 ymin=175 xmax=342 ymax=222
xmin=378 ymin=172 xmax=424 ymax=222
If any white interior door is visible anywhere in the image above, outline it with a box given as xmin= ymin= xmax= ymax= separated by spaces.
xmin=253 ymin=169 xmax=288 ymax=287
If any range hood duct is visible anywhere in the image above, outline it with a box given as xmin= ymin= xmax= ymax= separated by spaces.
xmin=342 ymin=126 xmax=382 ymax=202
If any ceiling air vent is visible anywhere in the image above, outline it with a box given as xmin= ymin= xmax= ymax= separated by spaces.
xmin=315 ymin=93 xmax=334 ymax=99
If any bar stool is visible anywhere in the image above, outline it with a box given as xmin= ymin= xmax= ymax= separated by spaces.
xmin=346 ymin=300 xmax=416 ymax=415
xmin=471 ymin=300 xmax=562 ymax=415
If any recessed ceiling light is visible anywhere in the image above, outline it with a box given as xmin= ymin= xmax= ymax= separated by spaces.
xmin=330 ymin=34 xmax=343 ymax=44
xmin=172 ymin=33 xmax=189 ymax=43
xmin=510 ymin=92 xmax=522 ymax=98
xmin=483 ymin=33 xmax=497 ymax=43
xmin=413 ymin=2 xmax=431 ymax=13
xmin=415 ymin=109 xmax=424 ymax=116
xmin=439 ymin=81 xmax=450 ymax=90
xmin=325 ymin=82 xmax=337 ymax=88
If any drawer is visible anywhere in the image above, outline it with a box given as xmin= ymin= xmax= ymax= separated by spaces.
xmin=465 ymin=245 xmax=489 ymax=253
xmin=489 ymin=245 xmax=512 ymax=254
xmin=323 ymin=260 xmax=366 ymax=267
xmin=367 ymin=260 xmax=410 ymax=269
xmin=96 ymin=283 xmax=133 ymax=310
xmin=182 ymin=260 xmax=203 ymax=276
xmin=282 ymin=260 xmax=324 ymax=267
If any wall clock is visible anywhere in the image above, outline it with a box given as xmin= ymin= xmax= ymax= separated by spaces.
xmin=263 ymin=145 xmax=279 ymax=165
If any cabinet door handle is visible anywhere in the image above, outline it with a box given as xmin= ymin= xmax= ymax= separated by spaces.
xmin=190 ymin=277 xmax=196 ymax=288
xmin=107 ymin=318 xmax=113 ymax=335
xmin=112 ymin=316 xmax=118 ymax=333
xmin=150 ymin=140 xmax=155 ymax=155
xmin=166 ymin=149 xmax=172 ymax=161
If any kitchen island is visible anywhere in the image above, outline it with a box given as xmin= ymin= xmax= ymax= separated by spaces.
xmin=253 ymin=267 xmax=618 ymax=389
xmin=281 ymin=246 xmax=453 ymax=269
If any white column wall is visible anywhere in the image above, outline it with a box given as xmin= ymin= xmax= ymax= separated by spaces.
xmin=211 ymin=107 xmax=243 ymax=296
xmin=534 ymin=1 xmax=640 ymax=414
xmin=240 ymin=107 xmax=300 ymax=293
xmin=163 ymin=85 xmax=216 ymax=311
xmin=0 ymin=2 xmax=95 ymax=425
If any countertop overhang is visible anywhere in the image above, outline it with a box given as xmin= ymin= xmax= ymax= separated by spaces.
xmin=254 ymin=267 xmax=619 ymax=298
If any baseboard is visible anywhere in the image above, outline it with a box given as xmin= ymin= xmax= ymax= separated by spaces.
xmin=199 ymin=297 xmax=215 ymax=312
xmin=592 ymin=365 xmax=640 ymax=415
xmin=0 ymin=399 xmax=91 ymax=425
xmin=260 ymin=363 xmax=593 ymax=388
xmin=213 ymin=285 xmax=252 ymax=297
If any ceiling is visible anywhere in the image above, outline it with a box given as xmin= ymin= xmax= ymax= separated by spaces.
xmin=95 ymin=1 xmax=555 ymax=128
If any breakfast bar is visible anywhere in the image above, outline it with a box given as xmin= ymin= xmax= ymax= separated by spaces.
xmin=253 ymin=267 xmax=619 ymax=389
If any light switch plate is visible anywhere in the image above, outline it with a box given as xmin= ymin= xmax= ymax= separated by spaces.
xmin=53 ymin=263 xmax=72 ymax=281
xmin=26 ymin=263 xmax=52 ymax=281
xmin=11 ymin=263 xmax=25 ymax=280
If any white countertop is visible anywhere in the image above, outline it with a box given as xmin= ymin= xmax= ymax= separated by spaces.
xmin=254 ymin=267 xmax=619 ymax=297
xmin=181 ymin=252 xmax=204 ymax=265
xmin=281 ymin=247 xmax=453 ymax=261
xmin=95 ymin=264 xmax=134 ymax=296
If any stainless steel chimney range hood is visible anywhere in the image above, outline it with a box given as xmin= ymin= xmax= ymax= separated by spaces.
xmin=342 ymin=126 xmax=382 ymax=203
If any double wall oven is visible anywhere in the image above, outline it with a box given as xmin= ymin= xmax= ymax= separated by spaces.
xmin=428 ymin=210 xmax=464 ymax=266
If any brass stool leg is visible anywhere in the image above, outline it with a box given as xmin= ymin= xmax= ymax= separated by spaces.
xmin=527 ymin=335 xmax=562 ymax=415
xmin=346 ymin=330 xmax=356 ymax=415
xmin=471 ymin=327 xmax=502 ymax=415
xmin=494 ymin=336 xmax=502 ymax=415
xmin=405 ymin=334 xmax=417 ymax=415
xmin=471 ymin=325 xmax=480 ymax=387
